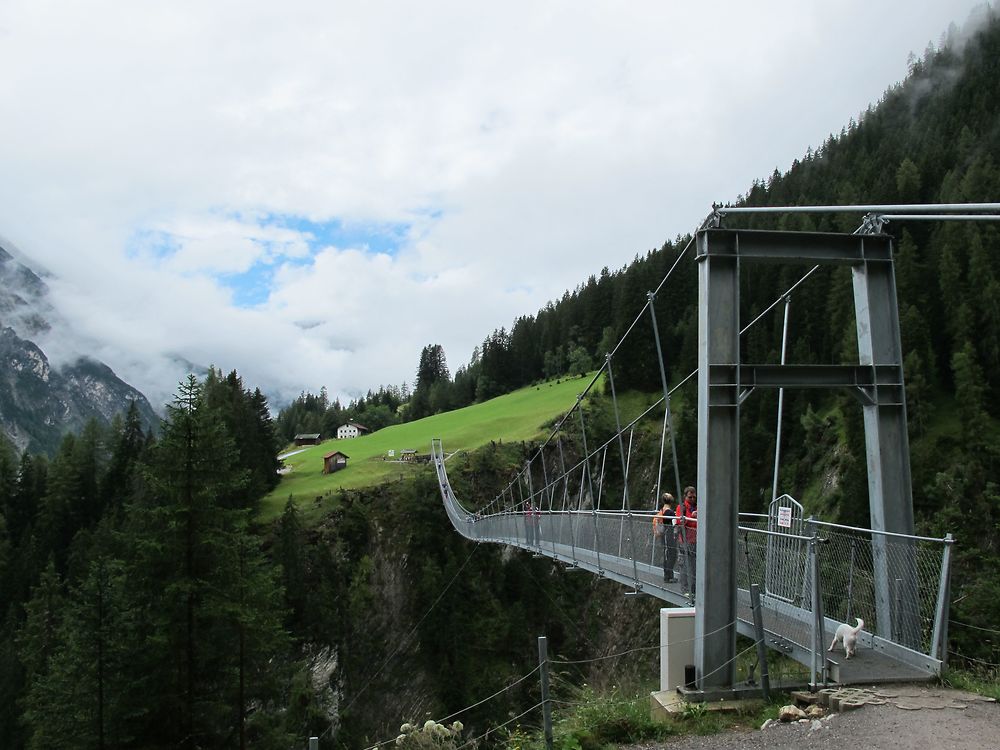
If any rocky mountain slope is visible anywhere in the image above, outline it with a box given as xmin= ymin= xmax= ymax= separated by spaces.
xmin=0 ymin=244 xmax=158 ymax=455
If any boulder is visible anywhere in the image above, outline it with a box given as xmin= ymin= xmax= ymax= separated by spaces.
xmin=778 ymin=705 xmax=806 ymax=722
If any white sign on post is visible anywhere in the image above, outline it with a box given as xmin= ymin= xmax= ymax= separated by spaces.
xmin=777 ymin=506 xmax=793 ymax=528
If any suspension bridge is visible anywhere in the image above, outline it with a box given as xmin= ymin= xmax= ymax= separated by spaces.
xmin=431 ymin=204 xmax=1000 ymax=697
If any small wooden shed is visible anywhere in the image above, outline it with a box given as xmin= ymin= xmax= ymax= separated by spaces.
xmin=323 ymin=451 xmax=350 ymax=474
xmin=294 ymin=433 xmax=322 ymax=446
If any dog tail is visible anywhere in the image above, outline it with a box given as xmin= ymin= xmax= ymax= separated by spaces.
xmin=851 ymin=617 xmax=864 ymax=635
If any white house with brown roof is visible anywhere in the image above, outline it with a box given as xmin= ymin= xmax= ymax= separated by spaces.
xmin=336 ymin=422 xmax=370 ymax=440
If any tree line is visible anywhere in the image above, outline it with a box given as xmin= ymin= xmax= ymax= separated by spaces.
xmin=0 ymin=369 xmax=299 ymax=749
xmin=276 ymin=248 xmax=696 ymax=439
xmin=0 ymin=370 xmax=603 ymax=749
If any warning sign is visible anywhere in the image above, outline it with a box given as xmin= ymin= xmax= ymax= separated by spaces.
xmin=777 ymin=506 xmax=793 ymax=528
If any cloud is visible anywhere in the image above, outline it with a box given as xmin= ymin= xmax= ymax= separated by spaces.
xmin=0 ymin=0 xmax=988 ymax=410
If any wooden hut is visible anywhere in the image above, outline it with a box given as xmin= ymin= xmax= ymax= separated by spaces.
xmin=322 ymin=451 xmax=350 ymax=474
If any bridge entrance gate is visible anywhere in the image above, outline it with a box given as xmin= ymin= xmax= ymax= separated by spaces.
xmin=765 ymin=494 xmax=806 ymax=605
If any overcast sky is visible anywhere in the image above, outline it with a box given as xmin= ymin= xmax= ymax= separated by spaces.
xmin=0 ymin=1 xmax=989 ymax=410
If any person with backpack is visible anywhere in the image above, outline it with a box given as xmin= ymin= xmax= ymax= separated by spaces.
xmin=653 ymin=493 xmax=678 ymax=582
xmin=676 ymin=486 xmax=698 ymax=600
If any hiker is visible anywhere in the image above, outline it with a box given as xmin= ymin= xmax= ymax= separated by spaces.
xmin=676 ymin=486 xmax=698 ymax=599
xmin=653 ymin=493 xmax=678 ymax=582
xmin=524 ymin=501 xmax=538 ymax=546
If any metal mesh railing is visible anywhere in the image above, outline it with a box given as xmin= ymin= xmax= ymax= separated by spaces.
xmin=815 ymin=521 xmax=945 ymax=655
xmin=738 ymin=514 xmax=949 ymax=657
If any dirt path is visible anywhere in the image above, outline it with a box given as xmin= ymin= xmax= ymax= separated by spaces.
xmin=628 ymin=685 xmax=999 ymax=750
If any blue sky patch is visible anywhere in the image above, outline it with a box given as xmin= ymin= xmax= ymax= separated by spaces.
xmin=220 ymin=214 xmax=414 ymax=307
xmin=221 ymin=251 xmax=319 ymax=307
xmin=125 ymin=213 xmax=418 ymax=308
xmin=125 ymin=229 xmax=180 ymax=261
xmin=220 ymin=262 xmax=274 ymax=307
xmin=262 ymin=214 xmax=411 ymax=256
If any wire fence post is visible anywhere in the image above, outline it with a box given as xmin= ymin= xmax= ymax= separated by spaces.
xmin=750 ymin=584 xmax=771 ymax=701
xmin=846 ymin=539 xmax=856 ymax=623
xmin=526 ymin=458 xmax=535 ymax=513
xmin=893 ymin=578 xmax=902 ymax=644
xmin=540 ymin=448 xmax=552 ymax=511
xmin=931 ymin=533 xmax=954 ymax=666
xmin=809 ymin=534 xmax=826 ymax=690
xmin=538 ymin=636 xmax=553 ymax=750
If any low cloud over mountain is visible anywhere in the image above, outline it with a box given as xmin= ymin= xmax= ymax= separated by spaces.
xmin=0 ymin=244 xmax=157 ymax=455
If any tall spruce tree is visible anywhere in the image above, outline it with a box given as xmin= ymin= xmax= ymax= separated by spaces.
xmin=410 ymin=344 xmax=451 ymax=419
xmin=123 ymin=375 xmax=258 ymax=747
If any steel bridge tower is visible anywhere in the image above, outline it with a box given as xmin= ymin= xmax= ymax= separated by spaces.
xmin=695 ymin=227 xmax=916 ymax=690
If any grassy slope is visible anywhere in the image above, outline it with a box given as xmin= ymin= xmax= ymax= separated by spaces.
xmin=262 ymin=374 xmax=596 ymax=520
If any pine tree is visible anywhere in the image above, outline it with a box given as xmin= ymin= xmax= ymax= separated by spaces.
xmin=132 ymin=375 xmax=250 ymax=746
xmin=100 ymin=401 xmax=147 ymax=513
xmin=119 ymin=375 xmax=291 ymax=747
xmin=410 ymin=344 xmax=452 ymax=419
xmin=16 ymin=560 xmax=65 ymax=693
xmin=0 ymin=435 xmax=16 ymax=528
xmin=277 ymin=499 xmax=307 ymax=631
xmin=19 ymin=551 xmax=140 ymax=750
xmin=204 ymin=369 xmax=280 ymax=509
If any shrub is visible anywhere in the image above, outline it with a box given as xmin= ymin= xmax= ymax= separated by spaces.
xmin=395 ymin=720 xmax=468 ymax=748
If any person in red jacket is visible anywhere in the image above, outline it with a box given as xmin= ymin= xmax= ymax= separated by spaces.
xmin=676 ymin=486 xmax=697 ymax=599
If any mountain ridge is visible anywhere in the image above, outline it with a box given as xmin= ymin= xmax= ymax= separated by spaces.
xmin=0 ymin=245 xmax=158 ymax=454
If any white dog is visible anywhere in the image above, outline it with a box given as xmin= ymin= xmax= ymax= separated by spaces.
xmin=828 ymin=617 xmax=864 ymax=659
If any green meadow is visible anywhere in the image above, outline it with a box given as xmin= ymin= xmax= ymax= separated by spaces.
xmin=262 ymin=374 xmax=597 ymax=520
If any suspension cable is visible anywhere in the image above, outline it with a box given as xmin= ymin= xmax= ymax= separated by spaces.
xmin=490 ymin=203 xmax=992 ymax=521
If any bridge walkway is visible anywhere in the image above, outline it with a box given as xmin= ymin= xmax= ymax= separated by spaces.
xmin=435 ymin=444 xmax=949 ymax=688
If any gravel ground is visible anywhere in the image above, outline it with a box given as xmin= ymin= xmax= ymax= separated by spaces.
xmin=626 ymin=685 xmax=1000 ymax=750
